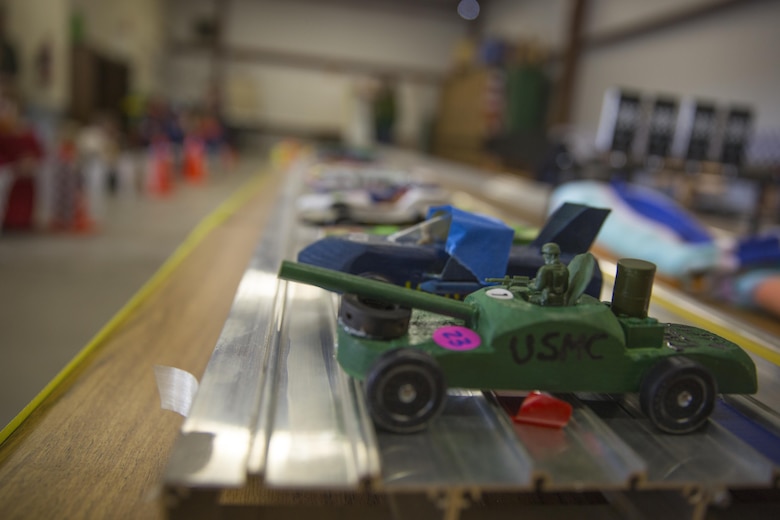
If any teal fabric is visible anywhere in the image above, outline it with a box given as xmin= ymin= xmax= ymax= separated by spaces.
xmin=549 ymin=181 xmax=720 ymax=279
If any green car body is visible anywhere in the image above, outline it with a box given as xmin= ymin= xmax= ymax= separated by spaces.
xmin=334 ymin=295 xmax=756 ymax=395
xmin=278 ymin=257 xmax=757 ymax=434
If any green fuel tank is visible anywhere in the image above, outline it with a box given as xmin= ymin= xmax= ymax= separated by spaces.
xmin=612 ymin=258 xmax=656 ymax=318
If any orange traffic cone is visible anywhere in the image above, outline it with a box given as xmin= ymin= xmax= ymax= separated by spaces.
xmin=182 ymin=138 xmax=207 ymax=184
xmin=146 ymin=143 xmax=173 ymax=196
xmin=70 ymin=191 xmax=95 ymax=233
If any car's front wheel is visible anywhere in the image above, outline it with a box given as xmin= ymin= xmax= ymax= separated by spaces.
xmin=365 ymin=349 xmax=446 ymax=434
xmin=640 ymin=357 xmax=716 ymax=434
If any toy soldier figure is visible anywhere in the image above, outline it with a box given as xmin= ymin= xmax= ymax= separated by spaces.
xmin=532 ymin=242 xmax=569 ymax=306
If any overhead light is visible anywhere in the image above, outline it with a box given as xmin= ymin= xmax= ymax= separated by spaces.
xmin=457 ymin=0 xmax=480 ymax=21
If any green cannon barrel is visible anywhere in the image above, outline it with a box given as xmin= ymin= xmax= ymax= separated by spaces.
xmin=278 ymin=260 xmax=476 ymax=323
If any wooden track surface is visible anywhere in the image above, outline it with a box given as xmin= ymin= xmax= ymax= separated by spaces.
xmin=0 ymin=170 xmax=283 ymax=520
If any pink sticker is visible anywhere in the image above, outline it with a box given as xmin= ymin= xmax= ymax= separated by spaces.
xmin=433 ymin=326 xmax=481 ymax=351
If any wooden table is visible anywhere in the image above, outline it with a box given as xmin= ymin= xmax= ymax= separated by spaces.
xmin=0 ymin=170 xmax=284 ymax=520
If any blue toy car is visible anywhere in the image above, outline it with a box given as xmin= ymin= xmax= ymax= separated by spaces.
xmin=298 ymin=203 xmax=610 ymax=298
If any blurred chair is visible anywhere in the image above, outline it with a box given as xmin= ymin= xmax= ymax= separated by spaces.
xmin=629 ymin=95 xmax=679 ymax=191
xmin=643 ymin=96 xmax=678 ymax=168
xmin=718 ymin=106 xmax=753 ymax=173
xmin=673 ymin=98 xmax=719 ymax=168
xmin=669 ymin=99 xmax=721 ymax=207
xmin=594 ymin=87 xmax=643 ymax=179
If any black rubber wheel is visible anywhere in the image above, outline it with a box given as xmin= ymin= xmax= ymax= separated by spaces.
xmin=640 ymin=357 xmax=716 ymax=434
xmin=338 ymin=275 xmax=410 ymax=339
xmin=365 ymin=349 xmax=446 ymax=434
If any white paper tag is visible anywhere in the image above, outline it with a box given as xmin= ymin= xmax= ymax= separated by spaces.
xmin=154 ymin=365 xmax=199 ymax=417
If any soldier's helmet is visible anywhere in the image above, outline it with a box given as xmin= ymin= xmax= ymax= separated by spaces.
xmin=541 ymin=242 xmax=561 ymax=256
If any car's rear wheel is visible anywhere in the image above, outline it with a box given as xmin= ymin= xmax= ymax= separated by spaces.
xmin=338 ymin=275 xmax=411 ymax=339
xmin=640 ymin=357 xmax=716 ymax=434
xmin=365 ymin=349 xmax=446 ymax=434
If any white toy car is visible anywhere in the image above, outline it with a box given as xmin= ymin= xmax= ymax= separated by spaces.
xmin=296 ymin=183 xmax=450 ymax=225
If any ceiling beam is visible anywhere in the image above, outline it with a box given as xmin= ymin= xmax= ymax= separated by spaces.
xmin=270 ymin=0 xmax=462 ymax=19
xmin=170 ymin=41 xmax=446 ymax=84
xmin=550 ymin=0 xmax=770 ymax=59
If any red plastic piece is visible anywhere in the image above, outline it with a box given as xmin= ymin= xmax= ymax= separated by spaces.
xmin=512 ymin=391 xmax=573 ymax=428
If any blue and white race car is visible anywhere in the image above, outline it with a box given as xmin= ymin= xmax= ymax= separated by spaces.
xmin=298 ymin=203 xmax=610 ymax=298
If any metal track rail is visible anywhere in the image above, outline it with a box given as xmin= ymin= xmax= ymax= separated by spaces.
xmin=164 ymin=152 xmax=780 ymax=519
xmin=261 ymin=281 xmax=380 ymax=488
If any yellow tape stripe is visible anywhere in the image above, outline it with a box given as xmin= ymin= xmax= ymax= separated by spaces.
xmin=0 ymin=172 xmax=270 ymax=447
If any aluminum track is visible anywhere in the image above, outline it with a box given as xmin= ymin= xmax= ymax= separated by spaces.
xmin=164 ymin=153 xmax=780 ymax=518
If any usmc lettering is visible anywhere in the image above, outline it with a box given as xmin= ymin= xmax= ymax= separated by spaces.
xmin=510 ymin=332 xmax=607 ymax=365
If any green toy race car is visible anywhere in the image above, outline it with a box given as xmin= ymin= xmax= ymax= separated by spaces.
xmin=278 ymin=250 xmax=757 ymax=435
